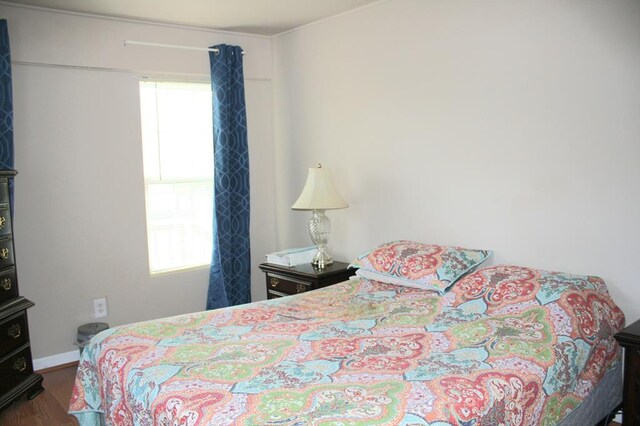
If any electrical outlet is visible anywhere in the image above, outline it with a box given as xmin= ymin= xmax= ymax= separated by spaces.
xmin=93 ymin=297 xmax=108 ymax=318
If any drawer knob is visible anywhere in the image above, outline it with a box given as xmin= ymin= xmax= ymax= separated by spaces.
xmin=8 ymin=323 xmax=21 ymax=339
xmin=270 ymin=277 xmax=279 ymax=288
xmin=13 ymin=357 xmax=27 ymax=373
xmin=0 ymin=277 xmax=10 ymax=291
xmin=0 ymin=216 xmax=5 ymax=230
xmin=0 ymin=247 xmax=9 ymax=260
xmin=296 ymin=283 xmax=306 ymax=293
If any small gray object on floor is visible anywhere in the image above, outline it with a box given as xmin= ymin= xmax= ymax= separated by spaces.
xmin=76 ymin=322 xmax=109 ymax=354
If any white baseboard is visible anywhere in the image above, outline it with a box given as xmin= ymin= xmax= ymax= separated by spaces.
xmin=33 ymin=349 xmax=80 ymax=371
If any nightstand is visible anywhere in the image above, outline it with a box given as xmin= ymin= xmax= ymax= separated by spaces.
xmin=614 ymin=318 xmax=640 ymax=425
xmin=259 ymin=261 xmax=355 ymax=299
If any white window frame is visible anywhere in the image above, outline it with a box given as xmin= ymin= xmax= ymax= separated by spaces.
xmin=139 ymin=78 xmax=214 ymax=275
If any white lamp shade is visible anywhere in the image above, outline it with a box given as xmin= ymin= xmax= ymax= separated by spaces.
xmin=292 ymin=165 xmax=348 ymax=210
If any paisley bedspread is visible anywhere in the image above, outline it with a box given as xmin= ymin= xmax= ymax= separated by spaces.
xmin=69 ymin=265 xmax=625 ymax=425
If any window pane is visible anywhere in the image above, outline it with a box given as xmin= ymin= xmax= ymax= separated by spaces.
xmin=155 ymin=83 xmax=213 ymax=181
xmin=140 ymin=81 xmax=214 ymax=274
xmin=145 ymin=181 xmax=213 ymax=273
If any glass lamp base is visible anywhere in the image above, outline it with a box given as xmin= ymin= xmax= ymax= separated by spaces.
xmin=312 ymin=248 xmax=333 ymax=269
xmin=309 ymin=209 xmax=333 ymax=269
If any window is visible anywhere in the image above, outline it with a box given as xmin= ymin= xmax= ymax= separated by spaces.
xmin=139 ymin=80 xmax=214 ymax=274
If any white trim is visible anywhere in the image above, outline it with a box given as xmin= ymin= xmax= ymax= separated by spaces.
xmin=615 ymin=413 xmax=622 ymax=423
xmin=12 ymin=60 xmax=133 ymax=74
xmin=12 ymin=61 xmax=270 ymax=82
xmin=0 ymin=0 xmax=389 ymax=39
xmin=33 ymin=349 xmax=80 ymax=371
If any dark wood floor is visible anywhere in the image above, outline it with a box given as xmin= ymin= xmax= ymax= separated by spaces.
xmin=0 ymin=363 xmax=624 ymax=425
xmin=0 ymin=364 xmax=79 ymax=426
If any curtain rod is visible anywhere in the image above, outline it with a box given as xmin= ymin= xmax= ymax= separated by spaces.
xmin=123 ymin=40 xmax=245 ymax=55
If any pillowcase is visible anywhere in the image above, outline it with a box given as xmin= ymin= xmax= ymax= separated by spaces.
xmin=350 ymin=240 xmax=491 ymax=294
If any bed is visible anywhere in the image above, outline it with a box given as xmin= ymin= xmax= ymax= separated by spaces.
xmin=69 ymin=243 xmax=625 ymax=425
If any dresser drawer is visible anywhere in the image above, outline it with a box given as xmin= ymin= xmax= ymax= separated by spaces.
xmin=266 ymin=273 xmax=310 ymax=296
xmin=0 ymin=179 xmax=8 ymax=205
xmin=0 ymin=238 xmax=14 ymax=269
xmin=0 ymin=345 xmax=34 ymax=395
xmin=0 ymin=310 xmax=29 ymax=358
xmin=0 ymin=268 xmax=17 ymax=305
xmin=0 ymin=205 xmax=11 ymax=239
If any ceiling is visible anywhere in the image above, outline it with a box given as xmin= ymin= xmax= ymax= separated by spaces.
xmin=2 ymin=0 xmax=382 ymax=36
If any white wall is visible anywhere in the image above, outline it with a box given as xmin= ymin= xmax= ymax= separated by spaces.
xmin=1 ymin=4 xmax=276 ymax=360
xmin=273 ymin=0 xmax=640 ymax=321
xmin=4 ymin=0 xmax=640 ymax=362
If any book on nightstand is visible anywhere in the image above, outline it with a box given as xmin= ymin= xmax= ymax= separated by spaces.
xmin=266 ymin=246 xmax=317 ymax=267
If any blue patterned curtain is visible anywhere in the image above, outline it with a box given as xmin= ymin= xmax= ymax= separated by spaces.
xmin=206 ymin=44 xmax=251 ymax=310
xmin=0 ymin=20 xmax=14 ymax=215
xmin=0 ymin=20 xmax=14 ymax=171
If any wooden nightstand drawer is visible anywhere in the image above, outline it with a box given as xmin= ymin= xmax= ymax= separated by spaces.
xmin=0 ymin=310 xmax=29 ymax=358
xmin=260 ymin=261 xmax=356 ymax=300
xmin=267 ymin=274 xmax=310 ymax=296
xmin=0 ymin=345 xmax=34 ymax=395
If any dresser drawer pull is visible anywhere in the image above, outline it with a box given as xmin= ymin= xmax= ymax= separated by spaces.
xmin=0 ymin=247 xmax=9 ymax=260
xmin=0 ymin=277 xmax=10 ymax=291
xmin=0 ymin=216 xmax=5 ymax=230
xmin=8 ymin=323 xmax=21 ymax=339
xmin=296 ymin=283 xmax=306 ymax=293
xmin=270 ymin=277 xmax=279 ymax=288
xmin=13 ymin=357 xmax=27 ymax=373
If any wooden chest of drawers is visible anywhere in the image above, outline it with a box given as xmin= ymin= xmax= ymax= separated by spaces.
xmin=0 ymin=268 xmax=18 ymax=306
xmin=0 ymin=171 xmax=43 ymax=413
xmin=615 ymin=318 xmax=640 ymax=425
xmin=259 ymin=261 xmax=355 ymax=299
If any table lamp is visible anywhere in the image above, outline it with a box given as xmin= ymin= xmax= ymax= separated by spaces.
xmin=292 ymin=164 xmax=348 ymax=268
